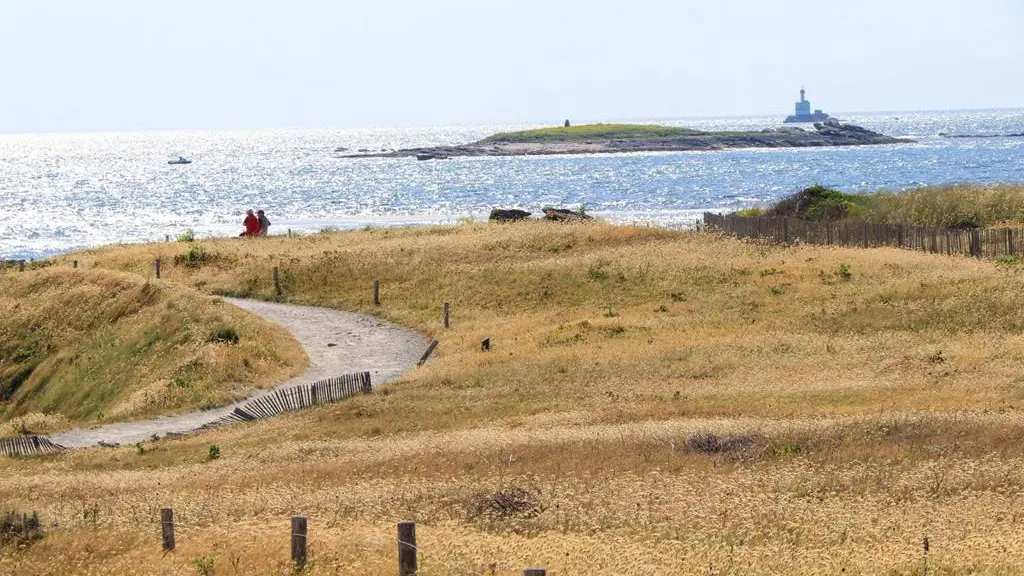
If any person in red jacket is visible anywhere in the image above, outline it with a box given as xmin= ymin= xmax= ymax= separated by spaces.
xmin=242 ymin=209 xmax=260 ymax=237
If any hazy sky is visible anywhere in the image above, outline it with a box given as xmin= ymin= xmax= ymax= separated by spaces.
xmin=1 ymin=0 xmax=1021 ymax=132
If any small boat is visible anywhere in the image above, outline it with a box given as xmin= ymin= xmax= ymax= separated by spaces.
xmin=168 ymin=156 xmax=192 ymax=165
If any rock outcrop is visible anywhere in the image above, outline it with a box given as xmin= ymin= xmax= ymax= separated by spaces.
xmin=489 ymin=209 xmax=532 ymax=222
xmin=339 ymin=122 xmax=910 ymax=160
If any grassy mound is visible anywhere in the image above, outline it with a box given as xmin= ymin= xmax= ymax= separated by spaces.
xmin=480 ymin=123 xmax=704 ymax=143
xmin=752 ymin=183 xmax=1024 ymax=228
xmin=0 ymin=268 xmax=305 ymax=431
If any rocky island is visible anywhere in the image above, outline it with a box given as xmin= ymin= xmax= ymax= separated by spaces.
xmin=339 ymin=121 xmax=910 ymax=160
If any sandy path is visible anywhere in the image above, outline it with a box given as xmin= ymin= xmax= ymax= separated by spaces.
xmin=49 ymin=298 xmax=429 ymax=449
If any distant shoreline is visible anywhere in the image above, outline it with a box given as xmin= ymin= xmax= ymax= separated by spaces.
xmin=339 ymin=122 xmax=911 ymax=160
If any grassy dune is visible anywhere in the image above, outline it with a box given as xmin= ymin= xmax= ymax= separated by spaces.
xmin=0 ymin=268 xmax=306 ymax=433
xmin=481 ymin=123 xmax=705 ymax=143
xmin=4 ymin=222 xmax=1024 ymax=574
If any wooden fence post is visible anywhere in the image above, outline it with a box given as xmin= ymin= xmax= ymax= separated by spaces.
xmin=161 ymin=507 xmax=175 ymax=552
xmin=165 ymin=234 xmax=170 ymax=242
xmin=273 ymin=267 xmax=282 ymax=296
xmin=782 ymin=217 xmax=790 ymax=244
xmin=443 ymin=302 xmax=450 ymax=328
xmin=373 ymin=280 xmax=380 ymax=306
xmin=398 ymin=521 xmax=417 ymax=576
xmin=897 ymin=224 xmax=905 ymax=247
xmin=291 ymin=515 xmax=308 ymax=570
xmin=417 ymin=340 xmax=439 ymax=366
xmin=18 ymin=260 xmax=25 ymax=272
xmin=72 ymin=260 xmax=78 ymax=269
xmin=1006 ymin=228 xmax=1014 ymax=256
xmin=155 ymin=258 xmax=161 ymax=279
xmin=524 ymin=569 xmax=547 ymax=576
xmin=971 ymin=229 xmax=981 ymax=258
xmin=287 ymin=228 xmax=293 ymax=238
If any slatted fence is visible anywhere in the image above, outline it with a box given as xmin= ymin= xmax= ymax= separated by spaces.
xmin=202 ymin=371 xmax=372 ymax=429
xmin=0 ymin=435 xmax=65 ymax=457
xmin=1 ymin=371 xmax=372 ymax=457
xmin=703 ymin=212 xmax=1024 ymax=259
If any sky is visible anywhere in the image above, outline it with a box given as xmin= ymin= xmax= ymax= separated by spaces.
xmin=0 ymin=0 xmax=1021 ymax=132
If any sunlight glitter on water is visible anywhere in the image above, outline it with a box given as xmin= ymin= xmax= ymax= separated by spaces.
xmin=1 ymin=109 xmax=1023 ymax=259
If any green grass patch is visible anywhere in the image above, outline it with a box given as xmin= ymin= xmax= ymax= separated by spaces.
xmin=480 ymin=123 xmax=706 ymax=143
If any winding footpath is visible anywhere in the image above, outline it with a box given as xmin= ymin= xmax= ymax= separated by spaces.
xmin=46 ymin=298 xmax=429 ymax=449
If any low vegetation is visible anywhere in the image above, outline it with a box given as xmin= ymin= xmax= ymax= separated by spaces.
xmin=481 ymin=123 xmax=705 ymax=143
xmin=4 ymin=222 xmax=1024 ymax=573
xmin=0 ymin=268 xmax=305 ymax=432
xmin=748 ymin=183 xmax=1024 ymax=229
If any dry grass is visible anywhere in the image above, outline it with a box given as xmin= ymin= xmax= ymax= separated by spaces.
xmin=863 ymin=183 xmax=1024 ymax=228
xmin=5 ymin=221 xmax=1024 ymax=574
xmin=0 ymin=268 xmax=306 ymax=431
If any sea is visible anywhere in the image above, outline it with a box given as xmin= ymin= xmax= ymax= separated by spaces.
xmin=1 ymin=109 xmax=1023 ymax=260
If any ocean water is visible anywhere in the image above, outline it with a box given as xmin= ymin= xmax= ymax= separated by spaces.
xmin=1 ymin=109 xmax=1023 ymax=260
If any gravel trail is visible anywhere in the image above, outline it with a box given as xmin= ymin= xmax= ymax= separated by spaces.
xmin=49 ymin=298 xmax=429 ymax=448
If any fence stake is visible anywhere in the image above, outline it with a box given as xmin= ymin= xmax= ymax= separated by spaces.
xmin=161 ymin=507 xmax=175 ymax=552
xmin=73 ymin=260 xmax=78 ymax=269
xmin=273 ymin=267 xmax=282 ymax=296
xmin=782 ymin=217 xmax=789 ymax=244
xmin=418 ymin=340 xmax=439 ymax=366
xmin=398 ymin=521 xmax=417 ymax=576
xmin=155 ymin=258 xmax=161 ymax=279
xmin=373 ymin=280 xmax=380 ymax=306
xmin=443 ymin=302 xmax=450 ymax=328
xmin=971 ymin=229 xmax=981 ymax=258
xmin=165 ymin=234 xmax=170 ymax=242
xmin=524 ymin=569 xmax=547 ymax=576
xmin=1007 ymin=228 xmax=1014 ymax=256
xmin=291 ymin=515 xmax=308 ymax=570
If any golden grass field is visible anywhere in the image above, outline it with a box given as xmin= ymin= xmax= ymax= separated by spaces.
xmin=4 ymin=221 xmax=1024 ymax=574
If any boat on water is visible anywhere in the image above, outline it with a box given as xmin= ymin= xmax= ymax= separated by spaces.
xmin=784 ymin=88 xmax=835 ymax=123
xmin=168 ymin=156 xmax=192 ymax=165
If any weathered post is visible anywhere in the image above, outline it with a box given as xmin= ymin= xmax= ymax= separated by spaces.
xmin=1006 ymin=228 xmax=1014 ymax=256
xmin=273 ymin=267 xmax=282 ymax=296
xmin=397 ymin=521 xmax=417 ymax=576
xmin=72 ymin=260 xmax=78 ymax=269
xmin=288 ymin=228 xmax=293 ymax=238
xmin=524 ymin=569 xmax=547 ymax=576
xmin=155 ymin=258 xmax=161 ymax=279
xmin=897 ymin=224 xmax=905 ymax=247
xmin=443 ymin=302 xmax=450 ymax=328
xmin=373 ymin=280 xmax=380 ymax=306
xmin=291 ymin=515 xmax=308 ymax=570
xmin=165 ymin=234 xmax=170 ymax=242
xmin=417 ymin=340 xmax=439 ymax=366
xmin=782 ymin=217 xmax=790 ymax=244
xmin=19 ymin=260 xmax=25 ymax=272
xmin=971 ymin=229 xmax=982 ymax=258
xmin=160 ymin=507 xmax=175 ymax=552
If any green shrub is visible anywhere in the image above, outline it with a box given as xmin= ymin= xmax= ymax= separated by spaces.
xmin=207 ymin=444 xmax=221 ymax=461
xmin=211 ymin=326 xmax=239 ymax=345
xmin=177 ymin=229 xmax=195 ymax=243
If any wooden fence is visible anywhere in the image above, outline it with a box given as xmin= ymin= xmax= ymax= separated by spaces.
xmin=1 ymin=371 xmax=374 ymax=458
xmin=703 ymin=212 xmax=1024 ymax=259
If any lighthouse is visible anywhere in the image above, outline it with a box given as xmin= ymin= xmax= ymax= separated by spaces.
xmin=784 ymin=87 xmax=834 ymax=123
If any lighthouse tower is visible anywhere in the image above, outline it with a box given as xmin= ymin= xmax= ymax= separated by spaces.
xmin=794 ymin=88 xmax=811 ymax=117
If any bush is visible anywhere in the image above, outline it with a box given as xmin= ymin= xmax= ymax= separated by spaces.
xmin=173 ymin=245 xmax=207 ymax=268
xmin=765 ymin=185 xmax=866 ymax=221
xmin=211 ymin=326 xmax=239 ymax=345
xmin=207 ymin=444 xmax=221 ymax=460
xmin=177 ymin=229 xmax=195 ymax=243
xmin=735 ymin=207 xmax=764 ymax=218
xmin=1 ymin=511 xmax=43 ymax=547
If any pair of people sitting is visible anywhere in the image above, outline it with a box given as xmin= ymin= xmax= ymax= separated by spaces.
xmin=242 ymin=209 xmax=270 ymax=237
